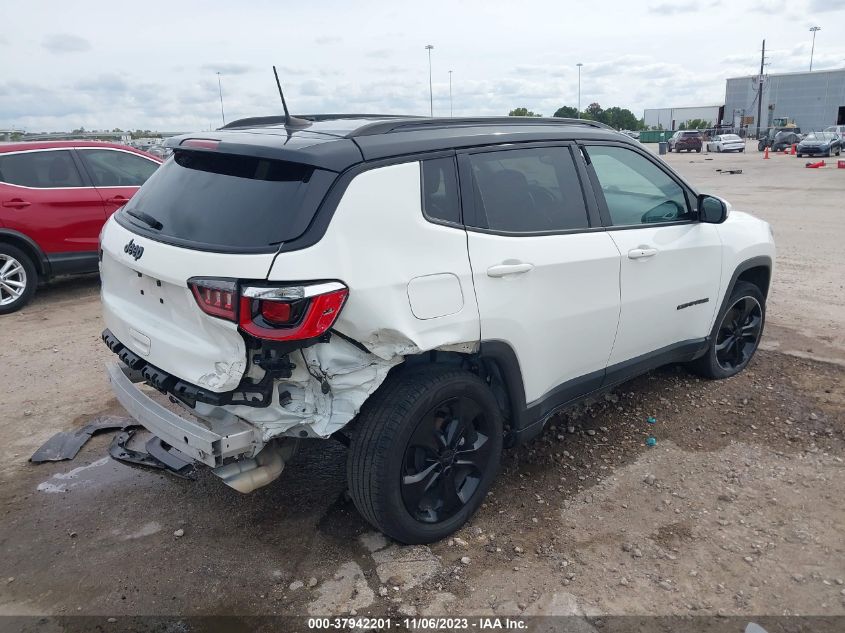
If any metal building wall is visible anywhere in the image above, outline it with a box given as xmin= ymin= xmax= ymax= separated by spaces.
xmin=724 ymin=69 xmax=845 ymax=132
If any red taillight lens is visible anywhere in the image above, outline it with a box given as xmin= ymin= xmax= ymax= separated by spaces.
xmin=260 ymin=300 xmax=292 ymax=325
xmin=188 ymin=279 xmax=348 ymax=342
xmin=189 ymin=279 xmax=237 ymax=321
xmin=239 ymin=283 xmax=348 ymax=342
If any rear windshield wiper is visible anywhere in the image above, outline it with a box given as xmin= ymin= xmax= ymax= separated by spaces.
xmin=125 ymin=209 xmax=163 ymax=231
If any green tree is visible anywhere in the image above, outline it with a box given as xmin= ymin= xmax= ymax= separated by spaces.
xmin=508 ymin=107 xmax=541 ymax=117
xmin=603 ymin=106 xmax=640 ymax=131
xmin=683 ymin=118 xmax=711 ymax=130
xmin=583 ymin=102 xmax=604 ymax=121
xmin=553 ymin=105 xmax=579 ymax=118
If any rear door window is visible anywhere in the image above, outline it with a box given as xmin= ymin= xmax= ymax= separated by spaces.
xmin=0 ymin=150 xmax=84 ymax=188
xmin=421 ymin=157 xmax=461 ymax=224
xmin=78 ymin=149 xmax=159 ymax=187
xmin=465 ymin=146 xmax=589 ymax=233
xmin=118 ymin=149 xmax=336 ymax=252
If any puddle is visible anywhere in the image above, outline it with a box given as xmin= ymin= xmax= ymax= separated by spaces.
xmin=36 ymin=457 xmax=111 ymax=493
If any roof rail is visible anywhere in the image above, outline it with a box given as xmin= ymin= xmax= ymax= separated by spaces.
xmin=347 ymin=116 xmax=613 ymax=137
xmin=220 ymin=113 xmax=420 ymax=130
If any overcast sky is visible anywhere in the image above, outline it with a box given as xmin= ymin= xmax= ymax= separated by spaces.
xmin=1 ymin=0 xmax=844 ymax=132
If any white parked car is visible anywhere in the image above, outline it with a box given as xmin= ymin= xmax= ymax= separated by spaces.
xmin=707 ymin=134 xmax=745 ymax=152
xmin=100 ymin=115 xmax=775 ymax=543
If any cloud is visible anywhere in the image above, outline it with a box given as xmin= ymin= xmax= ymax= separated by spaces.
xmin=42 ymin=33 xmax=91 ymax=53
xmin=314 ymin=36 xmax=341 ymax=45
xmin=808 ymin=0 xmax=845 ymax=11
xmin=201 ymin=63 xmax=252 ymax=75
xmin=364 ymin=48 xmax=394 ymax=58
xmin=648 ymin=1 xmax=702 ymax=14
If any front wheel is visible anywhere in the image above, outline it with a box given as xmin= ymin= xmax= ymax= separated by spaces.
xmin=348 ymin=366 xmax=503 ymax=544
xmin=689 ymin=281 xmax=765 ymax=379
xmin=0 ymin=244 xmax=37 ymax=315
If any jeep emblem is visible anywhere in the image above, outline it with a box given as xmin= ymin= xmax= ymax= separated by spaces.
xmin=124 ymin=239 xmax=144 ymax=261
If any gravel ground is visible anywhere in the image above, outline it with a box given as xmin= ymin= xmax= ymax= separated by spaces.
xmin=0 ymin=140 xmax=842 ymax=620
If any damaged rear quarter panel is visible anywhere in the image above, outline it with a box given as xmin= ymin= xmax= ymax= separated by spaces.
xmin=227 ymin=160 xmax=482 ymax=439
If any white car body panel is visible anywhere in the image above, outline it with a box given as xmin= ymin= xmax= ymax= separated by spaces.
xmin=267 ymin=162 xmax=481 ymax=359
xmin=100 ymin=219 xmax=277 ymax=391
xmin=466 ymin=231 xmax=621 ymax=404
xmin=607 ymin=223 xmax=723 ymax=365
xmin=711 ymin=209 xmax=776 ymax=328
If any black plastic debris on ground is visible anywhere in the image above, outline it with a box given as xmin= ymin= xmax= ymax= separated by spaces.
xmin=29 ymin=416 xmax=134 ymax=463
xmin=109 ymin=429 xmax=196 ymax=479
xmin=31 ymin=415 xmax=196 ymax=479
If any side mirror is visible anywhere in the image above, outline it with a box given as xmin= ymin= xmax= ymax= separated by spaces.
xmin=698 ymin=194 xmax=728 ymax=224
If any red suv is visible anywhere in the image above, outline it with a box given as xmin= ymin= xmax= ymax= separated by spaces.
xmin=667 ymin=130 xmax=703 ymax=153
xmin=0 ymin=141 xmax=161 ymax=313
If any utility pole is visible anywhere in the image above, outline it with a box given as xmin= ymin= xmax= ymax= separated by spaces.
xmin=576 ymin=63 xmax=583 ymax=119
xmin=425 ymin=45 xmax=434 ymax=117
xmin=809 ymin=26 xmax=821 ymax=71
xmin=756 ymin=40 xmax=765 ymax=140
xmin=448 ymin=70 xmax=453 ymax=117
xmin=217 ymin=72 xmax=225 ymax=126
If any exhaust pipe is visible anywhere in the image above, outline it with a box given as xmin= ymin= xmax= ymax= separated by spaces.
xmin=213 ymin=439 xmax=298 ymax=494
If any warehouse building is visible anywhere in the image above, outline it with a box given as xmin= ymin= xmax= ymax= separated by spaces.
xmin=643 ymin=105 xmax=723 ymax=130
xmin=724 ymin=67 xmax=845 ymax=132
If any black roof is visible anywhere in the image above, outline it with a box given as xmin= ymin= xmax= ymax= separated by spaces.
xmin=166 ymin=115 xmax=632 ymax=172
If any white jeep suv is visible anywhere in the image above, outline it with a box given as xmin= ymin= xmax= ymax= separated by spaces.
xmin=100 ymin=115 xmax=775 ymax=543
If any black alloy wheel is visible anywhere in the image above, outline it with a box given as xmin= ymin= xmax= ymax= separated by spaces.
xmin=714 ymin=296 xmax=763 ymax=372
xmin=689 ymin=281 xmax=766 ymax=379
xmin=347 ymin=366 xmax=503 ymax=544
xmin=401 ymin=395 xmax=494 ymax=524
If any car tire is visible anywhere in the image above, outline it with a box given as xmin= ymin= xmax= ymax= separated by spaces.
xmin=688 ymin=281 xmax=765 ymax=380
xmin=347 ymin=365 xmax=503 ymax=544
xmin=695 ymin=148 xmax=701 ymax=153
xmin=0 ymin=243 xmax=37 ymax=315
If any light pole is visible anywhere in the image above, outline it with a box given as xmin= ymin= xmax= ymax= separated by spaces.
xmin=809 ymin=26 xmax=821 ymax=71
xmin=425 ymin=45 xmax=434 ymax=117
xmin=216 ymin=72 xmax=225 ymax=126
xmin=576 ymin=63 xmax=583 ymax=119
xmin=448 ymin=70 xmax=453 ymax=117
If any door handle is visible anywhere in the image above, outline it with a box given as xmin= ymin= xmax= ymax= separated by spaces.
xmin=628 ymin=248 xmax=658 ymax=260
xmin=1 ymin=199 xmax=31 ymax=209
xmin=105 ymin=196 xmax=129 ymax=205
xmin=486 ymin=262 xmax=535 ymax=278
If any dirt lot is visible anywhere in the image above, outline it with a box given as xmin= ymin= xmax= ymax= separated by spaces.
xmin=0 ymin=143 xmax=843 ymax=622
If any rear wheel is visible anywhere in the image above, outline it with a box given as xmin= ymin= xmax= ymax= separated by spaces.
xmin=0 ymin=244 xmax=37 ymax=315
xmin=348 ymin=366 xmax=503 ymax=544
xmin=689 ymin=281 xmax=765 ymax=379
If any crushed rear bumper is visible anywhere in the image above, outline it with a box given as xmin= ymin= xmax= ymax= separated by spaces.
xmin=106 ymin=361 xmax=260 ymax=467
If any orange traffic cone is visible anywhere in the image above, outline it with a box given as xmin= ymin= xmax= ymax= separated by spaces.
xmin=763 ymin=147 xmax=769 ymax=159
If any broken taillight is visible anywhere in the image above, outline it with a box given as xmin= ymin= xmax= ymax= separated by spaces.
xmin=187 ymin=278 xmax=348 ymax=342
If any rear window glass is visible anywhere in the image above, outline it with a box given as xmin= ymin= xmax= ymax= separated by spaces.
xmin=117 ymin=150 xmax=336 ymax=252
xmin=421 ymin=157 xmax=461 ymax=224
xmin=467 ymin=146 xmax=589 ymax=233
